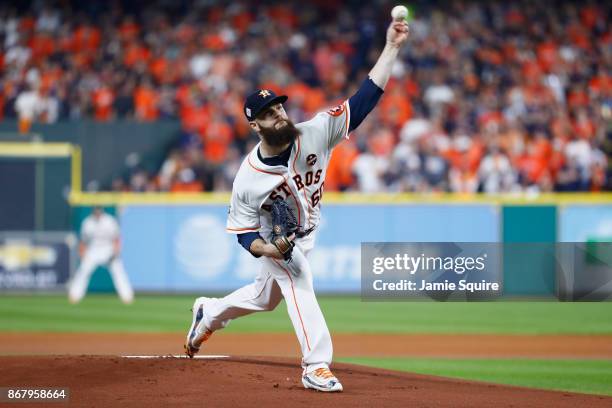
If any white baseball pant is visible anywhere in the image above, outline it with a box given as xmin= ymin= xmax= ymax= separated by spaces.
xmin=201 ymin=235 xmax=332 ymax=371
xmin=68 ymin=247 xmax=134 ymax=304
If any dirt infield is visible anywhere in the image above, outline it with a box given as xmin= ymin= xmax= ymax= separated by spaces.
xmin=2 ymin=332 xmax=612 ymax=358
xmin=2 ymin=333 xmax=612 ymax=407
xmin=1 ymin=356 xmax=611 ymax=407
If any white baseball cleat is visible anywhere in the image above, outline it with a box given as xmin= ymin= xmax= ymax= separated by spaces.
xmin=302 ymin=367 xmax=343 ymax=392
xmin=184 ymin=297 xmax=213 ymax=358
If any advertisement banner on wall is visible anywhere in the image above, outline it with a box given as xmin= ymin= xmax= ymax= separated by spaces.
xmin=560 ymin=205 xmax=612 ymax=242
xmin=120 ymin=204 xmax=499 ymax=292
xmin=559 ymin=205 xmax=612 ymax=300
xmin=0 ymin=232 xmax=76 ymax=291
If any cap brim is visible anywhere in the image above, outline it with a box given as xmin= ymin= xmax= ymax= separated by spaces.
xmin=253 ymin=95 xmax=288 ymax=119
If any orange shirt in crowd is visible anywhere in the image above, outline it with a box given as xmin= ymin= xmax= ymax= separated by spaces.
xmin=201 ymin=33 xmax=226 ymax=51
xmin=537 ymin=41 xmax=558 ymax=72
xmin=57 ymin=29 xmax=75 ymax=53
xmin=40 ymin=66 xmax=63 ymax=91
xmin=285 ymin=82 xmax=326 ymax=114
xmin=465 ymin=138 xmax=486 ymax=173
xmin=580 ymin=5 xmax=599 ymax=29
xmin=134 ymin=86 xmax=159 ymax=121
xmin=92 ymin=87 xmax=115 ymax=121
xmin=325 ymin=140 xmax=359 ymax=191
xmin=267 ymin=5 xmax=298 ymax=28
xmin=124 ymin=43 xmax=151 ymax=67
xmin=379 ymin=88 xmax=412 ymax=128
xmin=573 ymin=116 xmax=595 ymax=139
xmin=589 ymin=74 xmax=611 ymax=96
xmin=478 ymin=111 xmax=503 ymax=128
xmin=20 ymin=15 xmax=35 ymax=32
xmin=548 ymin=148 xmax=565 ymax=179
xmin=175 ymin=23 xmax=197 ymax=44
xmin=567 ymin=89 xmax=589 ymax=108
xmin=302 ymin=88 xmax=326 ymax=115
xmin=523 ymin=83 xmax=554 ymax=105
xmin=285 ymin=82 xmax=309 ymax=108
xmin=170 ymin=181 xmax=203 ymax=192
xmin=119 ymin=19 xmax=140 ymax=41
xmin=516 ymin=151 xmax=548 ymax=184
xmin=179 ymin=102 xmax=210 ymax=132
xmin=70 ymin=51 xmax=95 ymax=69
xmin=477 ymin=47 xmax=503 ymax=66
xmin=591 ymin=163 xmax=606 ymax=192
xmin=568 ymin=23 xmax=591 ymax=50
xmin=29 ymin=34 xmax=55 ymax=62
xmin=502 ymin=42 xmax=518 ymax=61
xmin=550 ymin=115 xmax=572 ymax=141
xmin=402 ymin=77 xmax=420 ymax=99
xmin=201 ymin=119 xmax=232 ymax=164
xmin=175 ymin=84 xmax=193 ymax=110
xmin=73 ymin=25 xmax=101 ymax=52
xmin=522 ymin=60 xmax=542 ymax=83
xmin=442 ymin=147 xmax=464 ymax=170
xmin=149 ymin=57 xmax=168 ymax=83
xmin=232 ymin=11 xmax=254 ymax=34
xmin=506 ymin=9 xmax=525 ymax=26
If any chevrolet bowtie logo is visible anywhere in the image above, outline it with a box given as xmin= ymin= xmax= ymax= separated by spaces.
xmin=0 ymin=242 xmax=56 ymax=271
xmin=259 ymin=90 xmax=271 ymax=98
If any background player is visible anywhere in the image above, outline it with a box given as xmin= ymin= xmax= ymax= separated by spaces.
xmin=185 ymin=14 xmax=410 ymax=392
xmin=68 ymin=207 xmax=134 ymax=304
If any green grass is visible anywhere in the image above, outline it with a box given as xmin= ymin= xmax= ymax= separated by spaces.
xmin=0 ymin=295 xmax=612 ymax=334
xmin=2 ymin=295 xmax=611 ymax=396
xmin=338 ymin=357 xmax=612 ymax=396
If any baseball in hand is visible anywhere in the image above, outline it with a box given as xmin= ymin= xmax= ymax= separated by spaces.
xmin=391 ymin=5 xmax=409 ymax=21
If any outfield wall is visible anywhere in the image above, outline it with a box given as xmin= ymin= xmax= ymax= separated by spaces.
xmin=118 ymin=204 xmax=498 ymax=292
xmin=3 ymin=195 xmax=610 ymax=294
xmin=70 ymin=197 xmax=612 ymax=294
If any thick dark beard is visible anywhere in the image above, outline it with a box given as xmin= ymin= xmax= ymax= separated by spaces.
xmin=259 ymin=120 xmax=301 ymax=147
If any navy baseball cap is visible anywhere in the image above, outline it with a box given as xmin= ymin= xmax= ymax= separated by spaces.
xmin=243 ymin=89 xmax=288 ymax=121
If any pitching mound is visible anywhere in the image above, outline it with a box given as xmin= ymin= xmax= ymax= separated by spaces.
xmin=1 ymin=356 xmax=610 ymax=407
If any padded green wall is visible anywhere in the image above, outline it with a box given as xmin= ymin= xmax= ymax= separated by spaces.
xmin=502 ymin=206 xmax=557 ymax=295
xmin=0 ymin=120 xmax=180 ymax=231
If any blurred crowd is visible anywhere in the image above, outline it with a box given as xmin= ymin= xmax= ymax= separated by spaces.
xmin=1 ymin=0 xmax=610 ymax=192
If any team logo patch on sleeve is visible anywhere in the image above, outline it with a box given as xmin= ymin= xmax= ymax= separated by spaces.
xmin=306 ymin=154 xmax=317 ymax=166
xmin=326 ymin=104 xmax=345 ymax=117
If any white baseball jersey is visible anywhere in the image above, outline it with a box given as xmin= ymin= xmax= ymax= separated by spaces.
xmin=70 ymin=212 xmax=133 ymax=304
xmin=81 ymin=213 xmax=120 ymax=252
xmin=227 ymin=101 xmax=350 ymax=241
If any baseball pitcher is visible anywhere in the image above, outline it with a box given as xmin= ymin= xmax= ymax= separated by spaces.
xmin=185 ymin=16 xmax=410 ymax=392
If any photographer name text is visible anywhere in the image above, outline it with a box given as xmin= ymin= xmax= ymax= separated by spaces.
xmin=372 ymin=279 xmax=500 ymax=293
